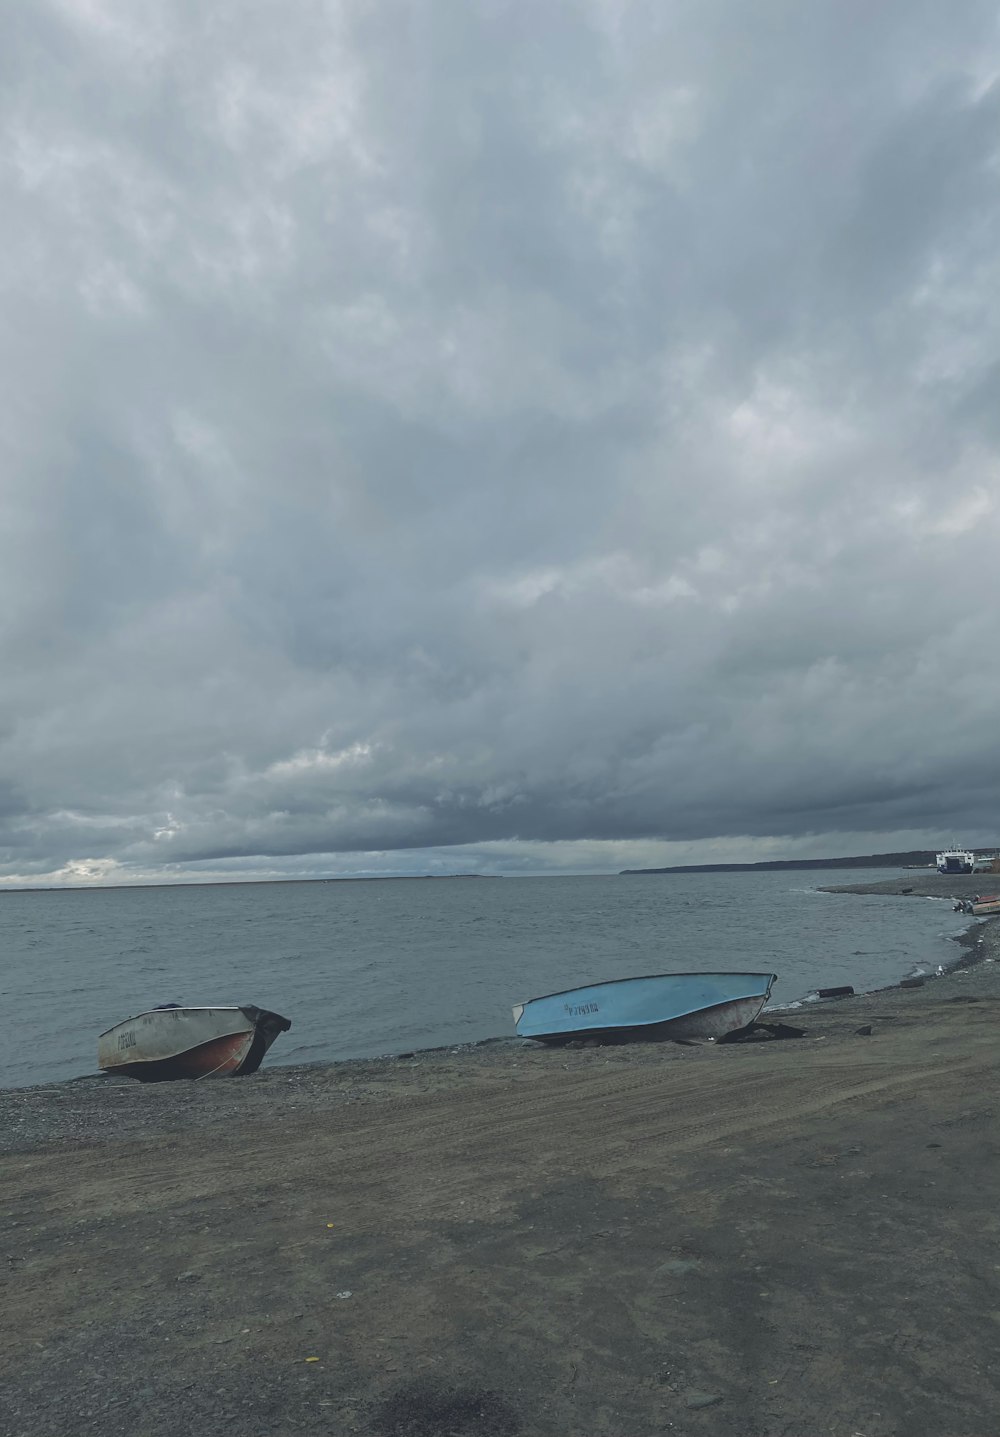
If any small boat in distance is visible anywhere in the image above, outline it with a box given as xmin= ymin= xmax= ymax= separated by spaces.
xmin=98 ymin=1004 xmax=291 ymax=1081
xmin=513 ymin=971 xmax=776 ymax=1044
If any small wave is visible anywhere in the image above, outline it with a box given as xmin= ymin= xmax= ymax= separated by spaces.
xmin=281 ymin=1042 xmax=331 ymax=1059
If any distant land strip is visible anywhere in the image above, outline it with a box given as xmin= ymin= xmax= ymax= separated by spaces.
xmin=0 ymin=873 xmax=502 ymax=894
xmin=619 ymin=849 xmax=997 ymax=876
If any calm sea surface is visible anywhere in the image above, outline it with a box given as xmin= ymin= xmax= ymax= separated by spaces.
xmin=0 ymin=869 xmax=972 ymax=1088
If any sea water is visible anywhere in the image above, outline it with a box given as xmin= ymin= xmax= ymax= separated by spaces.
xmin=0 ymin=868 xmax=971 ymax=1087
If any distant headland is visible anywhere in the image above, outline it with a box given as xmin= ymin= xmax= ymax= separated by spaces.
xmin=619 ymin=849 xmax=986 ymax=876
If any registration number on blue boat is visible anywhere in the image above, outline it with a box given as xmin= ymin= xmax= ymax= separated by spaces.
xmin=565 ymin=1002 xmax=600 ymax=1017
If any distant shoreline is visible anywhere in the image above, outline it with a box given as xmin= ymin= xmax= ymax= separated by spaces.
xmin=8 ymin=845 xmax=1000 ymax=890
xmin=620 ymin=848 xmax=998 ymax=875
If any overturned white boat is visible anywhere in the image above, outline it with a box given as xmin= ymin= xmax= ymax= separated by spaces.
xmin=513 ymin=971 xmax=776 ymax=1044
xmin=98 ymin=1004 xmax=291 ymax=1082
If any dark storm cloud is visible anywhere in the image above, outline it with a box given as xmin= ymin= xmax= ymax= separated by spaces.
xmin=2 ymin=0 xmax=999 ymax=881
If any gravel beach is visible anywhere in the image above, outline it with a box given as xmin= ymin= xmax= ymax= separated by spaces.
xmin=4 ymin=906 xmax=1000 ymax=1436
xmin=818 ymin=870 xmax=999 ymax=900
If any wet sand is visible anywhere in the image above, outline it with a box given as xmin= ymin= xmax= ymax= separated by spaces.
xmin=4 ymin=918 xmax=1000 ymax=1436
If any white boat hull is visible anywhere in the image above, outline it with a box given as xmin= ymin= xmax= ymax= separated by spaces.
xmin=98 ymin=1005 xmax=291 ymax=1081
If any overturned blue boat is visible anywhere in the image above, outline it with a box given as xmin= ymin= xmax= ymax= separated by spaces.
xmin=512 ymin=971 xmax=776 ymax=1044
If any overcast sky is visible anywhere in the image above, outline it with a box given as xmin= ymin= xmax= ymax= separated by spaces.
xmin=2 ymin=1 xmax=999 ymax=886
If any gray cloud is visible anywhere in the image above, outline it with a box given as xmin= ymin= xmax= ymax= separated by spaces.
xmin=2 ymin=0 xmax=1000 ymax=882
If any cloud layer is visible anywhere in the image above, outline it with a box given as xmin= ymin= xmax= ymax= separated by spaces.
xmin=3 ymin=1 xmax=1000 ymax=882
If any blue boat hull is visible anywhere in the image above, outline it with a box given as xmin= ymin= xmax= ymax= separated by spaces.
xmin=513 ymin=971 xmax=776 ymax=1044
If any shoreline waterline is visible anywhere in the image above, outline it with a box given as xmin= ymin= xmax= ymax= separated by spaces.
xmin=0 ymin=868 xmax=980 ymax=1090
xmin=7 ymin=908 xmax=996 ymax=1101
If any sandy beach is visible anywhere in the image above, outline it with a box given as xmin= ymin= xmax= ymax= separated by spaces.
xmin=4 ymin=900 xmax=1000 ymax=1436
